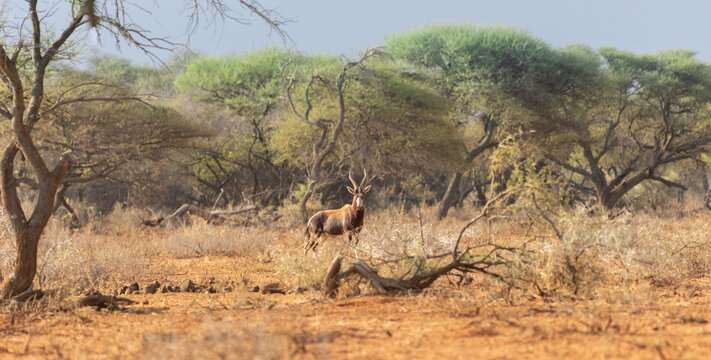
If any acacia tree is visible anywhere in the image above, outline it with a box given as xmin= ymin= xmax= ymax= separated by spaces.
xmin=386 ymin=25 xmax=557 ymax=218
xmin=542 ymin=47 xmax=711 ymax=210
xmin=175 ymin=48 xmax=295 ymax=206
xmin=335 ymin=61 xmax=464 ymax=205
xmin=0 ymin=0 xmax=285 ymax=298
xmin=284 ymin=49 xmax=381 ymax=222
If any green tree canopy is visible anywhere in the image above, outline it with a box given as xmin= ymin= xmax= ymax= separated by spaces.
xmin=543 ymin=47 xmax=711 ymax=210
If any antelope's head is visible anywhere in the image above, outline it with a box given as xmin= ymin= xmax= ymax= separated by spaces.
xmin=347 ymin=170 xmax=371 ymax=210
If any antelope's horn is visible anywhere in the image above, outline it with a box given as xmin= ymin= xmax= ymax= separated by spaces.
xmin=360 ymin=169 xmax=368 ymax=187
xmin=349 ymin=171 xmax=358 ymax=188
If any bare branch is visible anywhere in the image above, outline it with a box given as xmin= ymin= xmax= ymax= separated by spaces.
xmin=0 ymin=102 xmax=11 ymax=119
xmin=648 ymin=175 xmax=688 ymax=190
xmin=284 ymin=70 xmax=317 ymax=125
xmin=184 ymin=0 xmax=291 ymax=39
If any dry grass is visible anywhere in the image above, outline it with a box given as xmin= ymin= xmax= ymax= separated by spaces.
xmin=2 ymin=202 xmax=711 ymax=302
xmin=3 ymin=203 xmax=711 ymax=359
xmin=0 ymin=207 xmax=281 ymax=294
xmin=270 ymin=204 xmax=711 ymax=303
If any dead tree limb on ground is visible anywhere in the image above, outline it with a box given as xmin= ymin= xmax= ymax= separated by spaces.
xmin=324 ymin=243 xmax=511 ymax=297
xmin=142 ymin=204 xmax=257 ymax=226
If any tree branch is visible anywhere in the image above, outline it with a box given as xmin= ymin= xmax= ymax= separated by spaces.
xmin=649 ymin=175 xmax=688 ymax=190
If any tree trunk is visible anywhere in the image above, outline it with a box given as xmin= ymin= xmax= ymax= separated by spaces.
xmin=436 ymin=171 xmax=463 ymax=219
xmin=299 ymin=180 xmax=316 ymax=222
xmin=436 ymin=114 xmax=499 ymax=219
xmin=474 ymin=183 xmax=487 ymax=206
xmin=0 ymin=230 xmax=42 ymax=298
xmin=0 ymin=144 xmax=71 ymax=298
xmin=699 ymin=164 xmax=711 ymax=210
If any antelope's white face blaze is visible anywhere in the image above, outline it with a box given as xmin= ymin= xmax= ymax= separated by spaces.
xmin=355 ymin=193 xmax=364 ymax=209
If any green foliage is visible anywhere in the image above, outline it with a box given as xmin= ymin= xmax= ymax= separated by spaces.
xmin=31 ymin=21 xmax=711 ymax=212
xmin=386 ymin=24 xmax=555 ymax=110
xmin=83 ymin=56 xmax=174 ymax=94
xmin=270 ymin=58 xmax=465 ymax=177
xmin=344 ymin=61 xmax=465 ymax=174
xmin=174 ymin=48 xmax=311 ymax=204
xmin=538 ymin=46 xmax=711 ymax=208
xmin=175 ymin=48 xmax=297 ymax=117
xmin=38 ymin=57 xmax=207 ymax=209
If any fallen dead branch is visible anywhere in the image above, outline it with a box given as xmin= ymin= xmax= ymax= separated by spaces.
xmin=324 ymin=242 xmax=512 ymax=297
xmin=142 ymin=203 xmax=257 ymax=226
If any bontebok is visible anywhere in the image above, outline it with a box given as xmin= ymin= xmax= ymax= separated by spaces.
xmin=304 ymin=170 xmax=371 ymax=254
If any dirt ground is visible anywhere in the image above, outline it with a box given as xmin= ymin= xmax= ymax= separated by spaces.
xmin=2 ymin=254 xmax=711 ymax=360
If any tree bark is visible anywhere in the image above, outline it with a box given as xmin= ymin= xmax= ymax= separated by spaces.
xmin=474 ymin=183 xmax=487 ymax=206
xmin=437 ymin=171 xmax=463 ymax=219
xmin=0 ymin=144 xmax=72 ymax=298
xmin=298 ymin=179 xmax=317 ymax=223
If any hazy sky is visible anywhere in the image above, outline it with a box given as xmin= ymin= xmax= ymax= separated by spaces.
xmin=64 ymin=0 xmax=711 ymax=64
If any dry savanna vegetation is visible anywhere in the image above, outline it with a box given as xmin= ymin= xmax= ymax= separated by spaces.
xmin=3 ymin=203 xmax=711 ymax=359
xmin=4 ymin=1 xmax=711 ymax=359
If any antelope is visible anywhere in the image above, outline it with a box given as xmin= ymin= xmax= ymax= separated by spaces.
xmin=304 ymin=170 xmax=371 ymax=255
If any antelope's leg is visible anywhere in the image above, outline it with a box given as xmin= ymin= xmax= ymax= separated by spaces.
xmin=303 ymin=232 xmax=318 ymax=255
xmin=303 ymin=240 xmax=314 ymax=255
xmin=312 ymin=233 xmax=326 ymax=253
xmin=303 ymin=227 xmax=312 ymax=250
xmin=353 ymin=229 xmax=361 ymax=246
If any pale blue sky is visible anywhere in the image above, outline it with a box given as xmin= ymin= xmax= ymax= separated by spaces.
xmin=27 ymin=0 xmax=711 ymax=63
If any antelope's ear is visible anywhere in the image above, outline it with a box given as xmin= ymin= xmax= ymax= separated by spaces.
xmin=347 ymin=186 xmax=356 ymax=195
xmin=362 ymin=185 xmax=372 ymax=194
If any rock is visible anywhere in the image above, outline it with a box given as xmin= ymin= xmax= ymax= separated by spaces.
xmin=144 ymin=281 xmax=160 ymax=295
xmin=128 ymin=282 xmax=140 ymax=292
xmin=119 ymin=286 xmax=128 ymax=295
xmin=207 ymin=286 xmax=217 ymax=294
xmin=249 ymin=286 xmax=260 ymax=293
xmin=180 ymin=279 xmax=195 ymax=293
xmin=261 ymin=282 xmax=286 ymax=295
xmin=161 ymin=284 xmax=170 ymax=293
xmin=295 ymin=287 xmax=306 ymax=294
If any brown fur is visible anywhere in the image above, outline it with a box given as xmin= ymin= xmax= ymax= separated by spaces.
xmin=304 ymin=172 xmax=371 ymax=254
